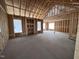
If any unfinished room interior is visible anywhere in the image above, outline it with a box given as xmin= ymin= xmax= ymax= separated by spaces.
xmin=0 ymin=0 xmax=79 ymax=59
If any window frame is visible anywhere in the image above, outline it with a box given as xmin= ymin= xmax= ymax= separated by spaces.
xmin=48 ymin=22 xmax=55 ymax=30
xmin=13 ymin=18 xmax=23 ymax=33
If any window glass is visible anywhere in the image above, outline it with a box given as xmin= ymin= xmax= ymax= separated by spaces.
xmin=43 ymin=23 xmax=45 ymax=30
xmin=13 ymin=19 xmax=22 ymax=33
xmin=37 ymin=21 xmax=41 ymax=31
xmin=49 ymin=23 xmax=55 ymax=29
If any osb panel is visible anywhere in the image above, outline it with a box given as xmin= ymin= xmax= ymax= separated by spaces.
xmin=7 ymin=15 xmax=14 ymax=38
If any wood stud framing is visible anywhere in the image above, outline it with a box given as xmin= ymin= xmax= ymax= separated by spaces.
xmin=55 ymin=20 xmax=70 ymax=33
xmin=68 ymin=12 xmax=78 ymax=39
xmin=5 ymin=0 xmax=54 ymax=19
xmin=5 ymin=0 xmax=79 ymax=19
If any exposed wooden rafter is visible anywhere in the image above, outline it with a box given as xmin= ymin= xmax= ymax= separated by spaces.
xmin=5 ymin=0 xmax=79 ymax=19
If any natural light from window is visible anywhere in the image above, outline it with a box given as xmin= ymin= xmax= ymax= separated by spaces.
xmin=37 ymin=21 xmax=41 ymax=31
xmin=13 ymin=19 xmax=22 ymax=33
xmin=49 ymin=23 xmax=55 ymax=29
xmin=43 ymin=23 xmax=45 ymax=30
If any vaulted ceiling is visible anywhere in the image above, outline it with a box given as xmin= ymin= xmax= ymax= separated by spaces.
xmin=5 ymin=0 xmax=79 ymax=19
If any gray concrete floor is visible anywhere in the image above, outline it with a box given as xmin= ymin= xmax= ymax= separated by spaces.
xmin=2 ymin=31 xmax=75 ymax=59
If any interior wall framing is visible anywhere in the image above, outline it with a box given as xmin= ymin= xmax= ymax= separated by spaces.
xmin=8 ymin=14 xmax=43 ymax=39
xmin=55 ymin=20 xmax=70 ymax=33
xmin=68 ymin=12 xmax=78 ymax=40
